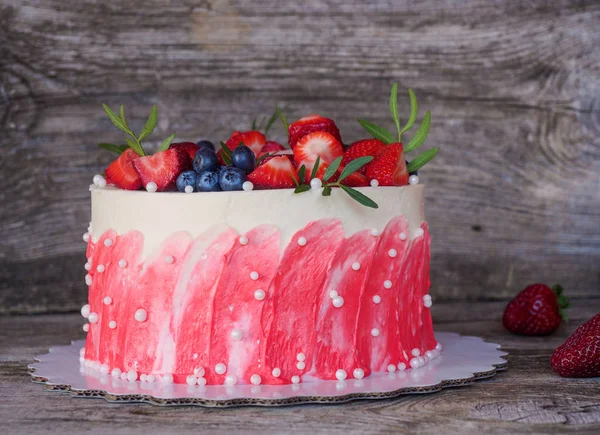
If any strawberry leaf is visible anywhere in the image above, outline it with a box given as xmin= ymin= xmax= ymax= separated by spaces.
xmin=219 ymin=141 xmax=233 ymax=165
xmin=399 ymin=89 xmax=417 ymax=142
xmin=404 ymin=111 xmax=430 ymax=153
xmin=323 ymin=156 xmax=342 ymax=182
xmin=310 ymin=156 xmax=321 ymax=180
xmin=338 ymin=156 xmax=373 ymax=182
xmin=357 ymin=119 xmax=395 ymax=144
xmin=139 ymin=105 xmax=158 ymax=141
xmin=157 ymin=133 xmax=176 ymax=152
xmin=406 ymin=147 xmax=439 ymax=173
xmin=340 ymin=185 xmax=378 ymax=209
xmin=276 ymin=106 xmax=289 ymax=131
xmin=390 ymin=82 xmax=401 ymax=141
xmin=98 ymin=143 xmax=129 ymax=155
xmin=298 ymin=164 xmax=306 ymax=183
xmin=294 ymin=184 xmax=310 ymax=194
xmin=322 ymin=186 xmax=332 ymax=196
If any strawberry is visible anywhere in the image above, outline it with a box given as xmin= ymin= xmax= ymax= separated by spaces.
xmin=293 ymin=131 xmax=344 ymax=167
xmin=248 ymin=155 xmax=299 ymax=189
xmin=261 ymin=141 xmax=286 ymax=154
xmin=364 ymin=143 xmax=408 ymax=186
xmin=551 ymin=313 xmax=600 ymax=378
xmin=342 ymin=139 xmax=385 ymax=172
xmin=105 ymin=148 xmax=142 ymax=190
xmin=288 ymin=114 xmax=342 ymax=149
xmin=503 ymin=284 xmax=570 ymax=336
xmin=169 ymin=142 xmax=200 ymax=160
xmin=132 ymin=148 xmax=192 ymax=192
xmin=225 ymin=130 xmax=266 ymax=156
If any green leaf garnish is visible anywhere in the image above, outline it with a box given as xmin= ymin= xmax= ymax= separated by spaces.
xmin=340 ymin=185 xmax=378 ymax=209
xmin=102 ymin=104 xmax=147 ymax=156
xmin=357 ymin=119 xmax=395 ymax=144
xmin=399 ymin=89 xmax=417 ymax=142
xmin=276 ymin=106 xmax=289 ymax=131
xmin=125 ymin=138 xmax=144 ymax=156
xmin=98 ymin=143 xmax=129 ymax=155
xmin=157 ymin=133 xmax=176 ymax=152
xmin=294 ymin=184 xmax=310 ymax=194
xmin=406 ymin=147 xmax=439 ymax=173
xmin=390 ymin=82 xmax=401 ymax=141
xmin=119 ymin=105 xmax=127 ymax=126
xmin=404 ymin=110 xmax=430 ymax=153
xmin=264 ymin=109 xmax=279 ymax=135
xmin=251 ymin=118 xmax=258 ymax=131
xmin=323 ymin=156 xmax=342 ymax=182
xmin=310 ymin=156 xmax=321 ymax=180
xmin=256 ymin=152 xmax=271 ymax=166
xmin=322 ymin=186 xmax=332 ymax=196
xmin=298 ymin=164 xmax=307 ymax=184
xmin=103 ymin=104 xmax=129 ymax=135
xmin=139 ymin=105 xmax=158 ymax=141
xmin=338 ymin=156 xmax=373 ymax=182
xmin=219 ymin=141 xmax=233 ymax=165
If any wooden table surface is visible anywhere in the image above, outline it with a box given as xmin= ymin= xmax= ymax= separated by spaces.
xmin=2 ymin=300 xmax=599 ymax=435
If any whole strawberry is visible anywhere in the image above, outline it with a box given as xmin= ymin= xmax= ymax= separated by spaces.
xmin=503 ymin=284 xmax=569 ymax=336
xmin=551 ymin=313 xmax=600 ymax=378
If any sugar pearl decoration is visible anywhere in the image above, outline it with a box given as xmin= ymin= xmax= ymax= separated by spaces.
xmin=370 ymin=179 xmax=379 ymax=187
xmin=410 ymin=358 xmax=421 ymax=369
xmin=372 ymin=295 xmax=381 ymax=304
xmin=215 ymin=363 xmax=227 ymax=375
xmin=118 ymin=259 xmax=127 ymax=268
xmin=329 ymin=290 xmax=338 ymax=299
xmin=165 ymin=255 xmax=174 ymax=264
xmin=231 ymin=328 xmax=243 ymax=341
xmin=291 ymin=375 xmax=300 ymax=384
xmin=81 ymin=304 xmax=90 ymax=318
xmin=297 ymin=236 xmax=307 ymax=246
xmin=88 ymin=312 xmax=98 ymax=324
xmin=197 ymin=377 xmax=207 ymax=386
xmin=84 ymin=262 xmax=91 ymax=271
xmin=186 ymin=375 xmax=197 ymax=386
xmin=353 ymin=368 xmax=365 ymax=379
xmin=371 ymin=328 xmax=380 ymax=337
xmin=109 ymin=320 xmax=117 ymax=329
xmin=408 ymin=174 xmax=419 ymax=185
xmin=127 ymin=369 xmax=138 ymax=382
xmin=398 ymin=362 xmax=407 ymax=371
xmin=82 ymin=323 xmax=89 ymax=332
xmin=254 ymin=289 xmax=266 ymax=301
xmin=96 ymin=176 xmax=107 ymax=188
xmin=297 ymin=353 xmax=306 ymax=362
xmin=388 ymin=249 xmax=397 ymax=258
xmin=351 ymin=262 xmax=360 ymax=271
xmin=335 ymin=369 xmax=347 ymax=381
xmin=370 ymin=229 xmax=380 ymax=236
xmin=83 ymin=233 xmax=90 ymax=243
xmin=111 ymin=368 xmax=122 ymax=377
xmin=184 ymin=185 xmax=194 ymax=194
xmin=412 ymin=348 xmax=421 ymax=357
xmin=103 ymin=296 xmax=112 ymax=305
xmin=239 ymin=235 xmax=248 ymax=245
xmin=384 ymin=280 xmax=392 ymax=289
xmin=146 ymin=374 xmax=155 ymax=383
xmin=134 ymin=308 xmax=147 ymax=322
xmin=387 ymin=364 xmax=396 ymax=373
xmin=250 ymin=374 xmax=262 ymax=385
xmin=415 ymin=228 xmax=425 ymax=237
xmin=104 ymin=238 xmax=113 ymax=247
xmin=242 ymin=181 xmax=254 ymax=191
xmin=250 ymin=271 xmax=259 ymax=281
xmin=145 ymin=182 xmax=158 ymax=193
xmin=194 ymin=367 xmax=205 ymax=377
xmin=85 ymin=274 xmax=92 ymax=286
xmin=140 ymin=374 xmax=147 ymax=382
xmin=272 ymin=368 xmax=281 ymax=378
xmin=436 ymin=343 xmax=443 ymax=352
xmin=399 ymin=232 xmax=407 ymax=241
xmin=162 ymin=373 xmax=174 ymax=384
xmin=332 ymin=296 xmax=344 ymax=308
xmin=96 ymin=264 xmax=105 ymax=273
xmin=423 ymin=294 xmax=432 ymax=308
xmin=310 ymin=178 xmax=322 ymax=190
xmin=93 ymin=174 xmax=103 ymax=185
xmin=296 ymin=361 xmax=306 ymax=370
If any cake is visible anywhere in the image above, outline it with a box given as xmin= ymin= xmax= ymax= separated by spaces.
xmin=80 ymin=84 xmax=441 ymax=385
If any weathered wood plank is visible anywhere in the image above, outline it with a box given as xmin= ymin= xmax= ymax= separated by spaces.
xmin=1 ymin=0 xmax=599 ymax=313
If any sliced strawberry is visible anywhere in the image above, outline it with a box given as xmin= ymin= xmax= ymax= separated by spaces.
xmin=342 ymin=139 xmax=385 ymax=173
xmin=261 ymin=141 xmax=285 ymax=154
xmin=225 ymin=130 xmax=266 ymax=156
xmin=132 ymin=148 xmax=192 ymax=191
xmin=105 ymin=148 xmax=142 ymax=190
xmin=297 ymin=158 xmax=327 ymax=183
xmin=169 ymin=142 xmax=200 ymax=160
xmin=248 ymin=155 xmax=299 ymax=189
xmin=364 ymin=143 xmax=408 ymax=186
xmin=293 ymin=131 xmax=344 ymax=167
xmin=288 ymin=114 xmax=342 ymax=149
xmin=342 ymin=171 xmax=369 ymax=187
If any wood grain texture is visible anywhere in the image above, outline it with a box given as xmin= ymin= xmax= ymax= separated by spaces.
xmin=2 ymin=301 xmax=600 ymax=434
xmin=0 ymin=0 xmax=599 ymax=313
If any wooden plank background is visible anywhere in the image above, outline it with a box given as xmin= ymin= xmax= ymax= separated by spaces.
xmin=1 ymin=0 xmax=599 ymax=314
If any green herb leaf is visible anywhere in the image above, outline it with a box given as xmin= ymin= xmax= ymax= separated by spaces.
xmin=399 ymin=89 xmax=417 ymax=142
xmin=406 ymin=147 xmax=439 ymax=173
xmin=340 ymin=184 xmax=379 ymax=209
xmin=256 ymin=152 xmax=271 ymax=166
xmin=220 ymin=141 xmax=233 ymax=165
xmin=298 ymin=164 xmax=306 ymax=183
xmin=119 ymin=105 xmax=128 ymax=127
xmin=358 ymin=119 xmax=395 ymax=144
xmin=251 ymin=118 xmax=258 ymax=131
xmin=338 ymin=156 xmax=373 ymax=182
xmin=103 ymin=104 xmax=130 ymax=135
xmin=310 ymin=156 xmax=321 ymax=180
xmin=264 ymin=109 xmax=279 ymax=135
xmin=126 ymin=138 xmax=145 ymax=156
xmin=98 ymin=143 xmax=129 ymax=155
xmin=276 ymin=106 xmax=289 ymax=131
xmin=157 ymin=133 xmax=176 ymax=152
xmin=322 ymin=186 xmax=332 ymax=196
xmin=294 ymin=184 xmax=311 ymax=194
xmin=404 ymin=110 xmax=430 ymax=152
xmin=139 ymin=105 xmax=158 ymax=141
xmin=390 ymin=82 xmax=401 ymax=141
xmin=323 ymin=156 xmax=342 ymax=181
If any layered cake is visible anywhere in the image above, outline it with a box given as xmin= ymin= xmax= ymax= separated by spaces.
xmin=80 ymin=84 xmax=441 ymax=385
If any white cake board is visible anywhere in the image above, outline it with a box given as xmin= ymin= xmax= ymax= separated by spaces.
xmin=29 ymin=332 xmax=507 ymax=407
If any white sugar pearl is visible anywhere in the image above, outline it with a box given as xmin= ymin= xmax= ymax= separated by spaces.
xmin=84 ymin=262 xmax=91 ymax=271
xmin=370 ymin=229 xmax=380 ymax=236
xmin=88 ymin=312 xmax=98 ymax=324
xmin=193 ymin=367 xmax=205 ymax=377
xmin=436 ymin=343 xmax=443 ymax=352
xmin=111 ymin=368 xmax=122 ymax=377
xmin=82 ymin=323 xmax=89 ymax=332
xmin=409 ymin=174 xmax=419 ymax=185
xmin=399 ymin=232 xmax=407 ymax=241
xmin=239 ymin=235 xmax=248 ymax=245
xmin=145 ymin=182 xmax=157 ymax=193
xmin=242 ymin=181 xmax=254 ymax=191
xmin=398 ymin=362 xmax=407 ymax=371
xmin=384 ymin=280 xmax=392 ymax=289
xmin=353 ymin=368 xmax=365 ymax=379
xmin=351 ymin=262 xmax=360 ymax=271
xmin=79 ymin=348 xmax=85 ymax=357
xmin=165 ymin=255 xmax=174 ymax=264
xmin=254 ymin=289 xmax=266 ymax=301
xmin=196 ymin=377 xmax=207 ymax=386
xmin=373 ymin=295 xmax=381 ymax=304
xmin=425 ymin=350 xmax=435 ymax=360
xmin=225 ymin=375 xmax=237 ymax=385
xmin=297 ymin=236 xmax=307 ymax=246
xmin=272 ymin=368 xmax=281 ymax=378
xmin=186 ymin=375 xmax=197 ymax=386
xmin=103 ymin=296 xmax=112 ymax=305
xmin=371 ymin=328 xmax=380 ymax=337
xmin=310 ymin=178 xmax=322 ymax=190
xmin=250 ymin=374 xmax=262 ymax=385
xmin=127 ymin=370 xmax=138 ymax=382
xmin=140 ymin=374 xmax=147 ymax=382
xmin=332 ymin=296 xmax=344 ymax=308
xmin=104 ymin=238 xmax=113 ymax=247
xmin=80 ymin=304 xmax=90 ymax=318
xmin=329 ymin=290 xmax=338 ymax=299
xmin=215 ymin=363 xmax=227 ymax=375
xmin=184 ymin=185 xmax=194 ymax=194
xmin=370 ymin=179 xmax=379 ymax=187
xmin=415 ymin=228 xmax=425 ymax=237
xmin=83 ymin=232 xmax=90 ymax=243
xmin=423 ymin=295 xmax=433 ymax=308
xmin=296 ymin=361 xmax=306 ymax=370
xmin=231 ymin=328 xmax=243 ymax=341
xmin=161 ymin=373 xmax=173 ymax=384
xmin=118 ymin=259 xmax=127 ymax=268
xmin=250 ymin=271 xmax=259 ymax=281
xmin=291 ymin=375 xmax=300 ymax=384
xmin=93 ymin=174 xmax=103 ymax=185
xmin=410 ymin=358 xmax=421 ymax=369
xmin=97 ymin=177 xmax=107 ymax=188
xmin=146 ymin=374 xmax=155 ymax=383
xmin=387 ymin=364 xmax=396 ymax=373
xmin=109 ymin=320 xmax=117 ymax=329
xmin=412 ymin=348 xmax=421 ymax=357
xmin=134 ymin=308 xmax=147 ymax=322
xmin=96 ymin=264 xmax=105 ymax=273
xmin=388 ymin=249 xmax=397 ymax=258
xmin=85 ymin=274 xmax=92 ymax=286
xmin=297 ymin=353 xmax=306 ymax=362
xmin=417 ymin=356 xmax=425 ymax=366
xmin=120 ymin=372 xmax=128 ymax=380
xmin=335 ymin=369 xmax=347 ymax=381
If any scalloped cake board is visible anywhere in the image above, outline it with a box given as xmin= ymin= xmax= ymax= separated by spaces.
xmin=29 ymin=332 xmax=507 ymax=407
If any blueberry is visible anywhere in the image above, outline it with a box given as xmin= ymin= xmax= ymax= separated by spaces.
xmin=196 ymin=171 xmax=221 ymax=192
xmin=232 ymin=145 xmax=256 ymax=174
xmin=219 ymin=165 xmax=246 ymax=191
xmin=406 ymin=160 xmax=418 ymax=176
xmin=176 ymin=171 xmax=198 ymax=192
xmin=197 ymin=140 xmax=215 ymax=151
xmin=193 ymin=148 xmax=219 ymax=173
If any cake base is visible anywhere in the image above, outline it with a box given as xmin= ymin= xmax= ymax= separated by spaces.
xmin=29 ymin=332 xmax=507 ymax=407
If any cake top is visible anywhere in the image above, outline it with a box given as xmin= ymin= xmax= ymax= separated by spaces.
xmin=94 ymin=83 xmax=438 ymax=209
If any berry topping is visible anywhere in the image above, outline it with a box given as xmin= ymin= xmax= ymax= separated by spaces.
xmin=169 ymin=142 xmax=200 ymax=160
xmin=196 ymin=140 xmax=215 ymax=150
xmin=132 ymin=148 xmax=192 ymax=192
xmin=293 ymin=131 xmax=344 ymax=167
xmin=342 ymin=139 xmax=385 ymax=172
xmin=225 ymin=131 xmax=266 ymax=156
xmin=503 ymin=284 xmax=570 ymax=336
xmin=551 ymin=313 xmax=600 ymax=378
xmin=176 ymin=170 xmax=198 ymax=193
xmin=193 ymin=147 xmax=219 ymax=173
xmin=232 ymin=145 xmax=256 ymax=174
xmin=248 ymin=155 xmax=299 ymax=189
xmin=219 ymin=165 xmax=247 ymax=191
xmin=104 ymin=148 xmax=142 ymax=190
xmin=196 ymin=170 xmax=222 ymax=192
xmin=288 ymin=114 xmax=342 ymax=149
xmin=261 ymin=141 xmax=286 ymax=155
xmin=364 ymin=143 xmax=408 ymax=186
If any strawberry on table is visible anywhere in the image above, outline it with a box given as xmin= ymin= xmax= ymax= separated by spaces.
xmin=503 ymin=284 xmax=570 ymax=336
xmin=169 ymin=142 xmax=200 ymax=160
xmin=248 ymin=155 xmax=299 ymax=189
xmin=364 ymin=143 xmax=408 ymax=186
xmin=132 ymin=148 xmax=192 ymax=192
xmin=551 ymin=313 xmax=600 ymax=378
xmin=293 ymin=131 xmax=344 ymax=167
xmin=288 ymin=114 xmax=342 ymax=149
xmin=104 ymin=148 xmax=142 ymax=190
xmin=342 ymin=139 xmax=385 ymax=172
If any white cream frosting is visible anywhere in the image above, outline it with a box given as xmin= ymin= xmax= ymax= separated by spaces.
xmin=90 ymin=185 xmax=425 ymax=258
